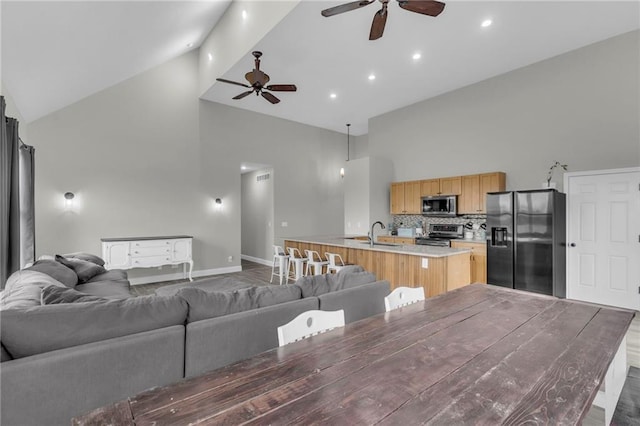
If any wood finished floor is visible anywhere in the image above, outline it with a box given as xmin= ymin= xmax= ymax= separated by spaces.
xmin=132 ymin=260 xmax=639 ymax=425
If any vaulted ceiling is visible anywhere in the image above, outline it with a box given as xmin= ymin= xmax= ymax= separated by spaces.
xmin=2 ymin=1 xmax=638 ymax=136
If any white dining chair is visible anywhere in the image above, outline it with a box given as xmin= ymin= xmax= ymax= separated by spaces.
xmin=384 ymin=286 xmax=425 ymax=312
xmin=277 ymin=309 xmax=345 ymax=346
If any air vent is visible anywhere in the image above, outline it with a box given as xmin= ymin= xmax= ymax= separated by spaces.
xmin=257 ymin=173 xmax=270 ymax=182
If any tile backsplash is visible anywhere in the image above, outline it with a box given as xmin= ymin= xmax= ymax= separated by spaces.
xmin=390 ymin=214 xmax=486 ymax=235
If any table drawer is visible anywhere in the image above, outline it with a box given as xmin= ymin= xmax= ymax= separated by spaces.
xmin=131 ymin=255 xmax=173 ymax=268
xmin=131 ymin=246 xmax=171 ymax=257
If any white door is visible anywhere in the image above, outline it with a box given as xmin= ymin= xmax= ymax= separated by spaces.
xmin=566 ymin=168 xmax=640 ymax=310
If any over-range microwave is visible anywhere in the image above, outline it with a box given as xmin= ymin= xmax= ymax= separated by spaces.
xmin=421 ymin=195 xmax=457 ymax=217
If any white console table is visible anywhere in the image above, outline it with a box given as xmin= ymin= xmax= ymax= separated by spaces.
xmin=101 ymin=236 xmax=194 ymax=282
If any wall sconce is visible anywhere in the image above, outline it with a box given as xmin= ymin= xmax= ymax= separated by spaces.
xmin=215 ymin=198 xmax=222 ymax=205
xmin=213 ymin=197 xmax=223 ymax=210
xmin=340 ymin=167 xmax=345 ymax=178
xmin=64 ymin=192 xmax=75 ymax=208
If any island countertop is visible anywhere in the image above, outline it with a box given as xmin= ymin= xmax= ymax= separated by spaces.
xmin=284 ymin=235 xmax=471 ymax=258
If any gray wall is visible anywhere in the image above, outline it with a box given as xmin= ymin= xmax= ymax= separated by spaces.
xmin=368 ymin=30 xmax=640 ymax=192
xmin=27 ymin=50 xmax=345 ymax=281
xmin=241 ymin=168 xmax=274 ymax=262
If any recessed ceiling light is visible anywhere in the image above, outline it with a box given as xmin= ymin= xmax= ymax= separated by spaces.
xmin=242 ymin=10 xmax=247 ymax=20
xmin=330 ymin=93 xmax=337 ymax=99
xmin=241 ymin=166 xmax=247 ymax=170
xmin=208 ymin=53 xmax=213 ymax=61
xmin=481 ymin=19 xmax=492 ymax=28
xmin=368 ymin=74 xmax=376 ymax=81
xmin=412 ymin=52 xmax=421 ymax=60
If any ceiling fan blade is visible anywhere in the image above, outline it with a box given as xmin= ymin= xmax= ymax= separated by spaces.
xmin=233 ymin=90 xmax=254 ymax=100
xmin=369 ymin=6 xmax=388 ymax=40
xmin=321 ymin=0 xmax=375 ymax=17
xmin=216 ymin=78 xmax=251 ymax=88
xmin=261 ymin=91 xmax=280 ymax=104
xmin=265 ymin=84 xmax=297 ymax=92
xmin=397 ymin=0 xmax=445 ymax=17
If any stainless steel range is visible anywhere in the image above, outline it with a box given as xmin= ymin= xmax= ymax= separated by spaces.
xmin=415 ymin=223 xmax=464 ymax=247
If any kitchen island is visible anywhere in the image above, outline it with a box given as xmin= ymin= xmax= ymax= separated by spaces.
xmin=284 ymin=236 xmax=472 ymax=297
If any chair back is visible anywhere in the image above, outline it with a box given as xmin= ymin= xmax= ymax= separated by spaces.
xmin=325 ymin=252 xmax=345 ymax=267
xmin=384 ymin=286 xmax=425 ymax=312
xmin=273 ymin=245 xmax=287 ymax=257
xmin=277 ymin=309 xmax=345 ymax=346
xmin=287 ymin=247 xmax=306 ymax=259
xmin=305 ymin=250 xmax=326 ymax=263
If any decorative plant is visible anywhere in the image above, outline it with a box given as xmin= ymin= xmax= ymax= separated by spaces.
xmin=546 ymin=161 xmax=568 ymax=185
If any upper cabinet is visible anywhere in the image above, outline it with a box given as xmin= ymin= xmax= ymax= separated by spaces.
xmin=458 ymin=172 xmax=506 ymax=214
xmin=391 ymin=180 xmax=421 ymax=214
xmin=420 ymin=177 xmax=461 ymax=196
xmin=392 ymin=172 xmax=505 ymax=215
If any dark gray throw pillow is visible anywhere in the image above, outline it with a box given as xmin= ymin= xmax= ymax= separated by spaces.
xmin=55 ymin=255 xmax=107 ymax=283
xmin=62 ymin=252 xmax=106 ymax=267
xmin=25 ymin=260 xmax=78 ymax=288
xmin=41 ymin=285 xmax=107 ymax=305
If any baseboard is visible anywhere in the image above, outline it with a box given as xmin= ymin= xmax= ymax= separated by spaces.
xmin=129 ymin=266 xmax=243 ymax=285
xmin=241 ymin=254 xmax=272 ymax=267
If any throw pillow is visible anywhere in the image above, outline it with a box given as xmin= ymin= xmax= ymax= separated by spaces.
xmin=55 ymin=255 xmax=107 ymax=283
xmin=1 ymin=270 xmax=67 ymax=310
xmin=25 ymin=260 xmax=78 ymax=288
xmin=41 ymin=285 xmax=107 ymax=305
xmin=62 ymin=252 xmax=106 ymax=267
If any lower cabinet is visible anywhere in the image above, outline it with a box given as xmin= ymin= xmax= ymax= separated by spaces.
xmin=451 ymin=241 xmax=486 ymax=283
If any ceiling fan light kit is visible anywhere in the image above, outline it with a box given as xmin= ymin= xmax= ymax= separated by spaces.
xmin=216 ymin=51 xmax=297 ymax=104
xmin=321 ymin=0 xmax=445 ymax=40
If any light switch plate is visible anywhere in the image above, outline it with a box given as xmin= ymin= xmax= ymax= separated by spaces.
xmin=421 ymin=258 xmax=429 ymax=268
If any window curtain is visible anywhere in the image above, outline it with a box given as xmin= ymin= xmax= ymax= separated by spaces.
xmin=1 ymin=96 xmax=34 ymax=288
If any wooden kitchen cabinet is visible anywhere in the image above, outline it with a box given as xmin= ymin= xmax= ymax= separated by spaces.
xmin=451 ymin=241 xmax=487 ymax=283
xmin=420 ymin=177 xmax=461 ymax=196
xmin=458 ymin=172 xmax=505 ymax=214
xmin=390 ymin=180 xmax=421 ymax=214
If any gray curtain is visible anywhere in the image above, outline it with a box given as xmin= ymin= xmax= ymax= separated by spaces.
xmin=19 ymin=142 xmax=36 ymax=266
xmin=1 ymin=96 xmax=34 ymax=288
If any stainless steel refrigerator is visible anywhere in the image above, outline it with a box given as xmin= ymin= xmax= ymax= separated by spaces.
xmin=486 ymin=189 xmax=566 ymax=297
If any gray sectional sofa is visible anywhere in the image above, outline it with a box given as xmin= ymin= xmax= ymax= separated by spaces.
xmin=0 ymin=257 xmax=390 ymax=426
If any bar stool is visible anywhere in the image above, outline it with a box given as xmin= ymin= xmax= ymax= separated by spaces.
xmin=286 ymin=247 xmax=308 ymax=283
xmin=305 ymin=249 xmax=329 ymax=275
xmin=270 ymin=245 xmax=290 ymax=285
xmin=325 ymin=252 xmax=348 ymax=274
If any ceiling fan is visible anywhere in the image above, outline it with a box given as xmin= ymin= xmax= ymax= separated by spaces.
xmin=216 ymin=51 xmax=297 ymax=104
xmin=321 ymin=0 xmax=445 ymax=40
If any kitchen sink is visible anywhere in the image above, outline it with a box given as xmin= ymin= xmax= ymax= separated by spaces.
xmin=355 ymin=241 xmax=400 ymax=247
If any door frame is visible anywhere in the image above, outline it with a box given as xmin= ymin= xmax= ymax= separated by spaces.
xmin=563 ymin=166 xmax=640 ymax=302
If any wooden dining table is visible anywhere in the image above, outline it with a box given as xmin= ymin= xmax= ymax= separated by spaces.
xmin=73 ymin=284 xmax=635 ymax=425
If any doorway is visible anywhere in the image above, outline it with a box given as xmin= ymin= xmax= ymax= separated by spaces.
xmin=565 ymin=167 xmax=640 ymax=310
xmin=240 ymin=165 xmax=274 ymax=265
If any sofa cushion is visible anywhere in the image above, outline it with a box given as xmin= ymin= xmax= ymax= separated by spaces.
xmin=25 ymin=260 xmax=78 ymax=288
xmin=62 ymin=251 xmax=106 ymax=267
xmin=294 ymin=266 xmax=376 ymax=298
xmin=253 ymin=285 xmax=302 ymax=308
xmin=1 ymin=270 xmax=67 ymax=310
xmin=0 ymin=342 xmax=11 ymax=361
xmin=0 ymin=294 xmax=188 ymax=359
xmin=73 ymin=281 xmax=131 ymax=299
xmin=55 ymin=255 xmax=107 ymax=283
xmin=41 ymin=285 xmax=108 ymax=305
xmin=178 ymin=287 xmax=258 ymax=323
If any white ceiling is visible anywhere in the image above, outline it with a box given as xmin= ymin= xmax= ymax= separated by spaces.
xmin=2 ymin=1 xmax=639 ymax=136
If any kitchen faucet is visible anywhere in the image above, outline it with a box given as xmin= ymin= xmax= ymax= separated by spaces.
xmin=369 ymin=221 xmax=386 ymax=246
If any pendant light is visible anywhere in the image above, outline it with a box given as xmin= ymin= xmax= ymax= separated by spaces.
xmin=340 ymin=123 xmax=350 ymax=178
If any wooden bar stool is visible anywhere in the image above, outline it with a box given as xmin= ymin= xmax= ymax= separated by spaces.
xmin=270 ymin=245 xmax=290 ymax=285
